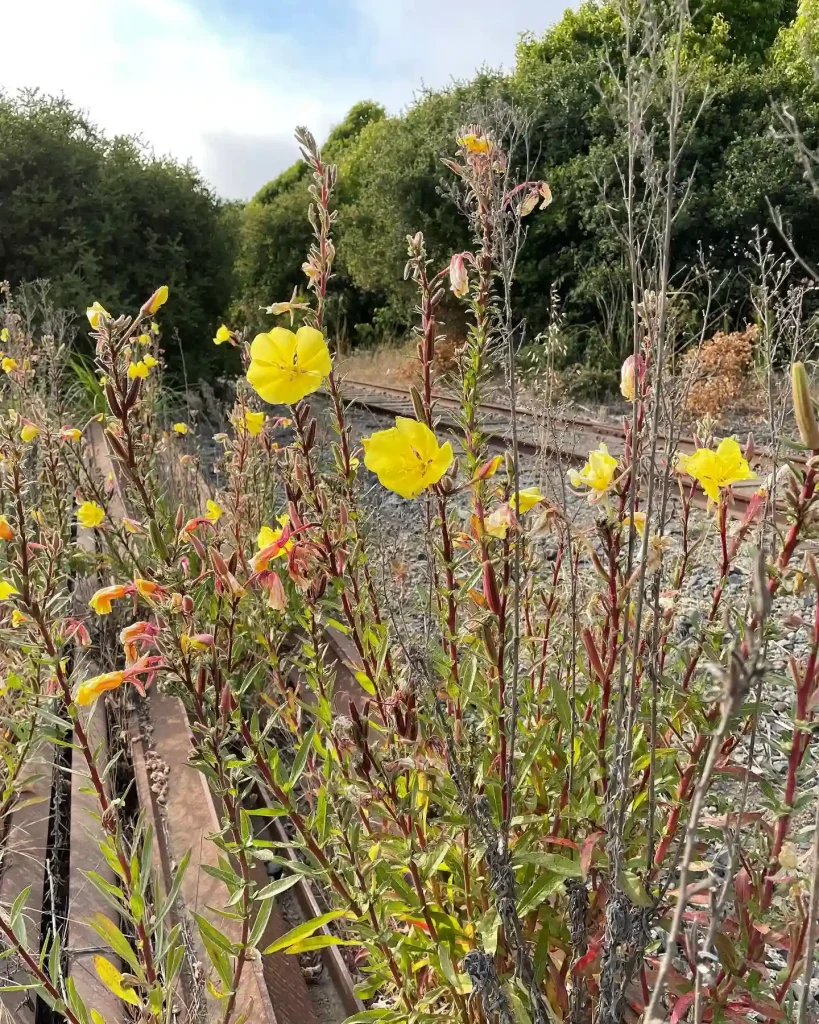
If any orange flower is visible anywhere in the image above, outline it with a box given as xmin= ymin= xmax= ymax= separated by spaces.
xmin=89 ymin=584 xmax=131 ymax=615
xmin=0 ymin=516 xmax=14 ymax=541
xmin=76 ymin=671 xmax=125 ymax=706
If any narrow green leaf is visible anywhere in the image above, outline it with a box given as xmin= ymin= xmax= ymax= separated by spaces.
xmin=262 ymin=909 xmax=351 ymax=955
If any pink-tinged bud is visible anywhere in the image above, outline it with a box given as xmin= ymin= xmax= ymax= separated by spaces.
xmin=620 ymin=355 xmax=639 ymax=402
xmin=188 ymin=534 xmax=206 ymax=560
xmin=220 ymin=684 xmax=235 ymax=714
xmin=194 ymin=632 xmax=214 ymax=647
xmin=181 ymin=595 xmax=194 ymax=615
xmin=180 ymin=557 xmax=190 ymax=578
xmin=266 ymin=573 xmax=287 ymax=611
xmin=210 ymin=549 xmax=229 ymax=577
xmin=141 ymin=285 xmax=169 ymax=315
xmin=482 ymin=560 xmax=502 ymax=616
xmin=449 ymin=253 xmax=469 ymax=299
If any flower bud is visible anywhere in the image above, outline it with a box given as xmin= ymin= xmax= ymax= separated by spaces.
xmin=792 ymin=363 xmax=819 ymax=449
xmin=449 ymin=253 xmax=469 ymax=299
xmin=620 ymin=355 xmax=638 ymax=402
xmin=142 ymin=286 xmax=169 ymax=315
xmin=410 ymin=386 xmax=426 ymax=422
xmin=181 ymin=594 xmax=194 ymax=615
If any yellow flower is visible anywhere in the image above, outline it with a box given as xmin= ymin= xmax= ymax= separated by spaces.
xmin=11 ymin=609 xmax=27 ymax=628
xmin=138 ymin=333 xmax=152 ymax=346
xmin=121 ymin=517 xmax=143 ymax=534
xmin=76 ymin=671 xmax=125 ymax=706
xmin=511 ymin=487 xmax=545 ymax=514
xmin=173 ymin=422 xmax=189 ymax=435
xmin=0 ymin=328 xmax=8 ymax=343
xmin=677 ymin=437 xmax=756 ymax=504
xmin=458 ymin=133 xmax=491 ymax=154
xmin=0 ymin=516 xmax=13 ymax=541
xmin=243 ymin=409 xmax=265 ymax=436
xmin=485 ymin=504 xmax=515 ymax=539
xmin=213 ymin=324 xmax=232 ymax=345
xmin=205 ymin=499 xmax=223 ymax=523
xmin=247 ymin=326 xmax=331 ymax=405
xmin=0 ymin=579 xmax=19 ymax=601
xmin=254 ymin=515 xmax=293 ymax=569
xmin=144 ymin=285 xmax=169 ymax=314
xmin=20 ymin=423 xmax=39 ymax=443
xmin=77 ymin=501 xmax=105 ymax=529
xmin=86 ymin=301 xmax=109 ymax=329
xmin=151 ymin=321 xmax=160 ymax=335
xmin=134 ymin=578 xmax=161 ymax=600
xmin=143 ymin=353 xmax=159 ymax=369
xmin=89 ymin=584 xmax=129 ymax=615
xmin=2 ymin=357 xmax=18 ymax=374
xmin=128 ymin=360 xmax=150 ymax=379
xmin=569 ymin=444 xmax=618 ymax=495
xmin=60 ymin=427 xmax=82 ymax=442
xmin=362 ymin=417 xmax=454 ymax=499
xmin=624 ymin=511 xmax=647 ymax=536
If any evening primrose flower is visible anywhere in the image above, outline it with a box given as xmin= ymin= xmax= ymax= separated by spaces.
xmin=76 ymin=670 xmax=125 ymax=705
xmin=253 ymin=516 xmax=293 ymax=570
xmin=128 ymin=360 xmax=150 ymax=380
xmin=0 ymin=579 xmax=19 ymax=601
xmin=77 ymin=501 xmax=105 ymax=529
xmin=205 ymin=499 xmax=223 ymax=523
xmin=138 ymin=333 xmax=152 ymax=346
xmin=620 ymin=355 xmax=638 ymax=402
xmin=173 ymin=422 xmax=189 ymax=435
xmin=623 ymin=511 xmax=647 ymax=536
xmin=2 ymin=357 xmax=18 ymax=374
xmin=0 ymin=516 xmax=13 ymax=541
xmin=247 ymin=326 xmax=331 ymax=406
xmin=143 ymin=353 xmax=159 ymax=369
xmin=511 ymin=487 xmax=545 ymax=514
xmin=89 ymin=584 xmax=131 ymax=615
xmin=362 ymin=417 xmax=454 ymax=499
xmin=60 ymin=426 xmax=82 ymax=442
xmin=20 ymin=422 xmax=39 ymax=443
xmin=449 ymin=253 xmax=469 ymax=298
xmin=86 ymin=302 xmax=109 ymax=329
xmin=458 ymin=133 xmax=491 ymax=154
xmin=262 ymin=286 xmax=311 ymax=325
xmin=569 ymin=444 xmax=618 ymax=497
xmin=213 ymin=324 xmax=232 ymax=345
xmin=11 ymin=609 xmax=27 ymax=628
xmin=243 ymin=409 xmax=265 ymax=436
xmin=0 ymin=328 xmax=8 ymax=343
xmin=677 ymin=437 xmax=756 ymax=504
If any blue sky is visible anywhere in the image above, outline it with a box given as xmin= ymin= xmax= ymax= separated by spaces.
xmin=3 ymin=0 xmax=571 ymax=200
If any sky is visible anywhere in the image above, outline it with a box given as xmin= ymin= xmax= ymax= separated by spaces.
xmin=2 ymin=0 xmax=570 ymax=201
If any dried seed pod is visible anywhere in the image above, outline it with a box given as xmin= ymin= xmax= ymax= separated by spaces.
xmin=105 ymin=383 xmax=123 ymax=418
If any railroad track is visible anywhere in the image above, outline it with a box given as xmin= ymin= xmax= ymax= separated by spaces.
xmin=334 ymin=376 xmax=792 ymax=520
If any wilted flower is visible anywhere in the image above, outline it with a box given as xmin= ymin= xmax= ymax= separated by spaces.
xmin=86 ymin=302 xmax=109 ymax=330
xmin=569 ymin=444 xmax=618 ymax=497
xmin=362 ymin=417 xmax=454 ymax=499
xmin=213 ymin=324 xmax=232 ymax=345
xmin=623 ymin=511 xmax=647 ymax=536
xmin=449 ymin=254 xmax=469 ymax=298
xmin=261 ymin=286 xmax=310 ymax=325
xmin=77 ymin=501 xmax=105 ymax=529
xmin=60 ymin=426 xmax=82 ymax=442
xmin=75 ymin=655 xmax=159 ymax=705
xmin=247 ymin=326 xmax=331 ymax=405
xmin=677 ymin=438 xmax=755 ymax=504
xmin=134 ymin=578 xmax=163 ymax=601
xmin=485 ymin=504 xmax=516 ymax=539
xmin=10 ymin=609 xmax=27 ymax=628
xmin=254 ymin=515 xmax=293 ymax=571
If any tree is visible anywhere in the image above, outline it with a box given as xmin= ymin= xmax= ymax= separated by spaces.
xmin=0 ymin=90 xmax=238 ymax=376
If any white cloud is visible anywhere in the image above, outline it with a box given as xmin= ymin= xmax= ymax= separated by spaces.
xmin=1 ymin=0 xmax=569 ymax=200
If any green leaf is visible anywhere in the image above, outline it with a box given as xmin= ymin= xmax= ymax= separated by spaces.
xmin=89 ymin=915 xmax=139 ymax=972
xmin=287 ymin=725 xmax=316 ymax=791
xmin=354 ymin=671 xmax=377 ymax=696
xmin=193 ymin=913 xmax=238 ymax=955
xmin=157 ymin=848 xmax=191 ymax=926
xmin=517 ymin=872 xmax=565 ymax=916
xmin=512 ymin=852 xmax=581 ymax=877
xmin=256 ymin=872 xmax=302 ymax=901
xmin=285 ymin=935 xmax=359 ymax=953
xmin=262 ymin=909 xmax=352 ymax=955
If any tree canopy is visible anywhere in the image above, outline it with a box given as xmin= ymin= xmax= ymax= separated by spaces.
xmin=0 ymin=90 xmax=238 ymax=376
xmin=235 ymin=0 xmax=819 ymax=371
